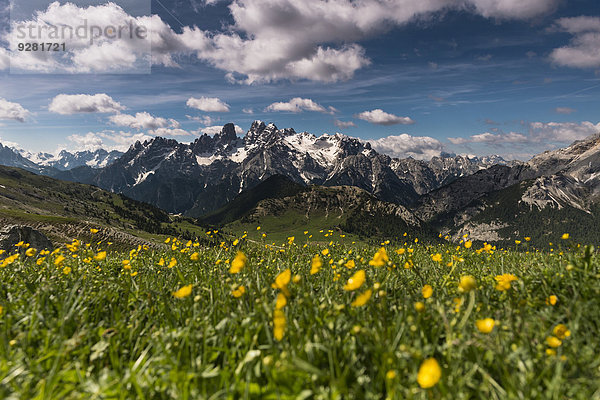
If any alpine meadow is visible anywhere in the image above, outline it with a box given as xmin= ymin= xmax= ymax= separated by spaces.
xmin=2 ymin=0 xmax=600 ymax=398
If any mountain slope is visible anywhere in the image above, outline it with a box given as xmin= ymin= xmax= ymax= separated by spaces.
xmin=209 ymin=179 xmax=427 ymax=242
xmin=0 ymin=165 xmax=207 ymax=247
xmin=199 ymin=174 xmax=307 ymax=226
xmin=417 ymin=134 xmax=600 ymax=244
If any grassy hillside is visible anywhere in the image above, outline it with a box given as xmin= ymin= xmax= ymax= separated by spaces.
xmin=201 ymin=176 xmax=432 ymax=244
xmin=0 ymin=230 xmax=598 ymax=398
xmin=0 ymin=166 xmax=208 ymax=248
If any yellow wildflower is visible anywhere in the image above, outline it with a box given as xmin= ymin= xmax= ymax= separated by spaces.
xmin=310 ymin=255 xmax=322 ymax=274
xmin=417 ymin=358 xmax=441 ymax=389
xmin=431 ymin=253 xmax=442 ymax=262
xmin=173 ymin=284 xmax=192 ymax=298
xmin=232 ymin=285 xmax=246 ymax=298
xmin=94 ymin=251 xmax=107 ymax=262
xmin=422 ymin=284 xmax=433 ymax=299
xmin=273 ymin=309 xmax=286 ymax=341
xmin=475 ymin=318 xmax=495 ymax=333
xmin=274 ymin=269 xmax=291 ymax=289
xmin=343 ymin=270 xmax=366 ymax=291
xmin=190 ymin=252 xmax=200 ymax=261
xmin=458 ymin=275 xmax=477 ymax=293
xmin=168 ymin=257 xmax=177 ymax=268
xmin=553 ymin=324 xmax=571 ymax=340
xmin=351 ymin=289 xmax=372 ymax=307
xmin=415 ymin=301 xmax=426 ymax=313
xmin=275 ymin=292 xmax=287 ymax=309
xmin=54 ymin=255 xmax=66 ymax=266
xmin=229 ymin=251 xmax=247 ymax=274
xmin=546 ymin=336 xmax=562 ymax=348
xmin=494 ymin=274 xmax=518 ymax=291
xmin=546 ymin=295 xmax=558 ymax=306
xmin=369 ymin=247 xmax=389 ymax=267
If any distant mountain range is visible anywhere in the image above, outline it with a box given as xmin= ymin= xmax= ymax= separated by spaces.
xmin=0 ymin=142 xmax=123 ymax=175
xmin=0 ymin=121 xmax=513 ymax=217
xmin=2 ymin=121 xmax=599 ymax=244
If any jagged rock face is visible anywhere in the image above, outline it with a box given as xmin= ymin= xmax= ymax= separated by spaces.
xmin=520 ymin=175 xmax=592 ymax=212
xmin=0 ymin=225 xmax=53 ymax=252
xmin=392 ymin=155 xmax=518 ymax=195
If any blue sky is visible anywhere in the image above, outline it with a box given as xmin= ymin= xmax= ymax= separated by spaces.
xmin=0 ymin=0 xmax=599 ymax=160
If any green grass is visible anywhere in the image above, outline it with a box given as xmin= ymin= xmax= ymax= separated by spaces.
xmin=0 ymin=232 xmax=599 ymax=399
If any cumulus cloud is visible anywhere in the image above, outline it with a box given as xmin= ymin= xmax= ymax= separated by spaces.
xmin=186 ymin=97 xmax=230 ymax=112
xmin=49 ymin=94 xmax=124 ymax=115
xmin=529 ymin=121 xmax=600 ymax=142
xmin=334 ymin=119 xmax=356 ymax=129
xmin=200 ymin=125 xmax=245 ymax=135
xmin=356 ymin=109 xmax=415 ymax=126
xmin=265 ymin=98 xmax=337 ymax=114
xmin=6 ymin=2 xmax=152 ymax=73
xmin=1 ymin=0 xmax=559 ymax=81
xmin=368 ymin=134 xmax=445 ymax=160
xmin=109 ymin=112 xmax=176 ymax=130
xmin=550 ymin=16 xmax=600 ymax=69
xmin=0 ymin=98 xmax=30 ymax=122
xmin=65 ymin=131 xmax=153 ymax=152
xmin=448 ymin=131 xmax=528 ymax=145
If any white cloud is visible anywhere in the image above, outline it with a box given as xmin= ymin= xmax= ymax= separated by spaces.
xmin=149 ymin=127 xmax=192 ymax=136
xmin=49 ymin=94 xmax=124 ymax=115
xmin=550 ymin=16 xmax=600 ymax=69
xmin=334 ymin=119 xmax=356 ymax=129
xmin=368 ymin=134 xmax=445 ymax=160
xmin=187 ymin=115 xmax=218 ymax=125
xmin=242 ymin=108 xmax=254 ymax=114
xmin=2 ymin=0 xmax=558 ymax=81
xmin=186 ymin=97 xmax=230 ymax=112
xmin=555 ymin=107 xmax=576 ymax=115
xmin=109 ymin=112 xmax=174 ymax=130
xmin=466 ymin=0 xmax=558 ymax=19
xmin=356 ymin=109 xmax=415 ymax=126
xmin=448 ymin=131 xmax=528 ymax=145
xmin=448 ymin=121 xmax=600 ymax=148
xmin=529 ymin=121 xmax=600 ymax=142
xmin=6 ymin=2 xmax=152 ymax=73
xmin=265 ymin=97 xmax=337 ymax=114
xmin=200 ymin=125 xmax=245 ymax=135
xmin=0 ymin=98 xmax=30 ymax=122
xmin=66 ymin=131 xmax=153 ymax=152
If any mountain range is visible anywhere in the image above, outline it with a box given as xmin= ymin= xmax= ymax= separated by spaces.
xmin=1 ymin=122 xmax=512 ymax=216
xmin=1 ymin=121 xmax=599 ymax=244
